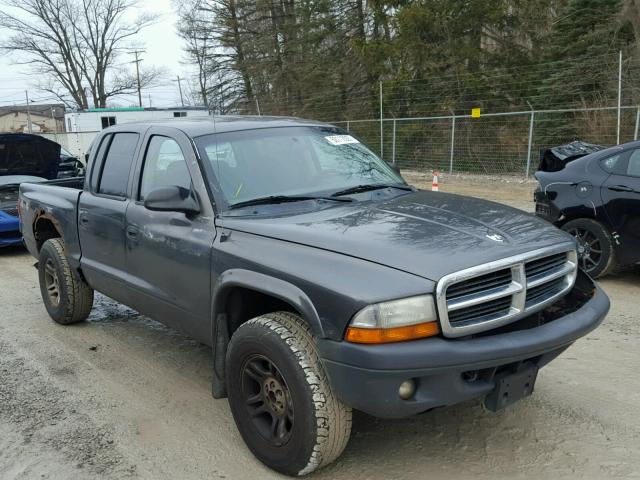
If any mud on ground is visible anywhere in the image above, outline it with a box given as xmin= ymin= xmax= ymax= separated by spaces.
xmin=1 ymin=177 xmax=639 ymax=480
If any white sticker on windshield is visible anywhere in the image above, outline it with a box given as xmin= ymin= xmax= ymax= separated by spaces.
xmin=325 ymin=135 xmax=360 ymax=145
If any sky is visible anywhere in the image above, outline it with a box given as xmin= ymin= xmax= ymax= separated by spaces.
xmin=0 ymin=0 xmax=189 ymax=109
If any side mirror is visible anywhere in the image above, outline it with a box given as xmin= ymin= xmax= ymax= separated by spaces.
xmin=143 ymin=186 xmax=200 ymax=215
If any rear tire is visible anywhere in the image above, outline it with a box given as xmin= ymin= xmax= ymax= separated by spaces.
xmin=561 ymin=218 xmax=616 ymax=278
xmin=226 ymin=312 xmax=352 ymax=476
xmin=38 ymin=238 xmax=94 ymax=324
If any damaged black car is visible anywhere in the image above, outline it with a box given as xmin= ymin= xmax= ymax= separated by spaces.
xmin=535 ymin=140 xmax=640 ymax=277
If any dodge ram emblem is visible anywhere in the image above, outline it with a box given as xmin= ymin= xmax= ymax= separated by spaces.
xmin=486 ymin=233 xmax=504 ymax=242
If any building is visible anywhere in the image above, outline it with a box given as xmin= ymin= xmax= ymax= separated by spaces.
xmin=64 ymin=107 xmax=210 ymax=132
xmin=0 ymin=104 xmax=65 ymax=134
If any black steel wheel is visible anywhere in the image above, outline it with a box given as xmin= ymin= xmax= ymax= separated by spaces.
xmin=241 ymin=354 xmax=294 ymax=447
xmin=562 ymin=218 xmax=616 ymax=278
xmin=226 ymin=312 xmax=351 ymax=476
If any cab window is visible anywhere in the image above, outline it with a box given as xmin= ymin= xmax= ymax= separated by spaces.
xmin=97 ymin=133 xmax=139 ymax=197
xmin=139 ymin=136 xmax=192 ymax=201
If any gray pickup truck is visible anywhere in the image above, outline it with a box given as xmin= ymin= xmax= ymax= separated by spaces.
xmin=19 ymin=117 xmax=609 ymax=476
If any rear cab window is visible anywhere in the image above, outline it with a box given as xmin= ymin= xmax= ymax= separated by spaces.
xmin=96 ymin=133 xmax=139 ymax=197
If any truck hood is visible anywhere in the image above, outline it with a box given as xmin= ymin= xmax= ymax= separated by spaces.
xmin=222 ymin=191 xmax=575 ymax=281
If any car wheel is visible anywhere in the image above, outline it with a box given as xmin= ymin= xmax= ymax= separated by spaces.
xmin=38 ymin=238 xmax=94 ymax=324
xmin=226 ymin=312 xmax=352 ymax=476
xmin=561 ymin=218 xmax=616 ymax=278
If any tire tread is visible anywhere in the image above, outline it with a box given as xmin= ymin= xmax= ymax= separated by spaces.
xmin=40 ymin=238 xmax=93 ymax=324
xmin=234 ymin=312 xmax=352 ymax=476
xmin=562 ymin=218 xmax=616 ymax=278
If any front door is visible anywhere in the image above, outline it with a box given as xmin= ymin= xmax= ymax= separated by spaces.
xmin=124 ymin=131 xmax=217 ymax=342
xmin=601 ymin=148 xmax=640 ymax=265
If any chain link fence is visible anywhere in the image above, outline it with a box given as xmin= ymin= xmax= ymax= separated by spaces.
xmin=332 ymin=105 xmax=639 ymax=176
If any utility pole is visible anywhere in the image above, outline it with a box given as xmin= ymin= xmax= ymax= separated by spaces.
xmin=25 ymin=90 xmax=32 ymax=134
xmin=176 ymin=76 xmax=185 ymax=107
xmin=51 ymin=106 xmax=59 ymax=141
xmin=130 ymin=50 xmax=144 ymax=107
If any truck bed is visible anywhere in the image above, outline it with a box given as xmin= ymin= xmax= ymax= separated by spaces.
xmin=19 ymin=179 xmax=84 ymax=267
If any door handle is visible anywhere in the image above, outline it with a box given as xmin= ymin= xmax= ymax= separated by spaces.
xmin=79 ymin=213 xmax=89 ymax=225
xmin=126 ymin=226 xmax=139 ymax=239
xmin=608 ymin=185 xmax=634 ymax=193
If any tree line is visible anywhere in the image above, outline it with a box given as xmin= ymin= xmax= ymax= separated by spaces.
xmin=3 ymin=0 xmax=639 ymax=117
xmin=177 ymin=0 xmax=640 ymax=120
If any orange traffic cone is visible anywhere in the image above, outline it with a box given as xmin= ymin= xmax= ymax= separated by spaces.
xmin=432 ymin=170 xmax=440 ymax=192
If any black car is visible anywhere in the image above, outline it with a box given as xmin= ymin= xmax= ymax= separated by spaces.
xmin=535 ymin=140 xmax=640 ymax=277
xmin=58 ymin=145 xmax=85 ymax=178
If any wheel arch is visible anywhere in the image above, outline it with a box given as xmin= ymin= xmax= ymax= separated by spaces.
xmin=33 ymin=213 xmax=63 ymax=252
xmin=209 ymin=269 xmax=324 ymax=398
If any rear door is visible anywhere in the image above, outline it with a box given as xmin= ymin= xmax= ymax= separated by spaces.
xmin=123 ymin=128 xmax=217 ymax=342
xmin=601 ymin=148 xmax=640 ymax=264
xmin=78 ymin=131 xmax=141 ymax=300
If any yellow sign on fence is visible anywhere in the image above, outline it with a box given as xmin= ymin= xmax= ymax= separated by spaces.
xmin=471 ymin=108 xmax=481 ymax=118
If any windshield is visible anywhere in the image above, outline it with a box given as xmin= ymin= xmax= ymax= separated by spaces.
xmin=194 ymin=126 xmax=404 ymax=207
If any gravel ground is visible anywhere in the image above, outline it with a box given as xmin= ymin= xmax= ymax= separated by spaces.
xmin=1 ymin=177 xmax=639 ymax=480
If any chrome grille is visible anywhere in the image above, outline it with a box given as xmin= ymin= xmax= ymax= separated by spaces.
xmin=437 ymin=246 xmax=578 ymax=338
xmin=448 ymin=296 xmax=513 ymax=326
xmin=525 ymin=253 xmax=567 ymax=277
xmin=446 ymin=269 xmax=512 ymax=299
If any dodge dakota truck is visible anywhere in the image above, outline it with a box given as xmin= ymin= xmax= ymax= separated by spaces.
xmin=19 ymin=117 xmax=609 ymax=476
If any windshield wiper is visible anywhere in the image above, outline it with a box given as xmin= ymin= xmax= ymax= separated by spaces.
xmin=228 ymin=195 xmax=354 ymax=210
xmin=330 ymin=183 xmax=415 ymax=197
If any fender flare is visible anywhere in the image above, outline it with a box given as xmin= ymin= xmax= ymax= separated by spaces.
xmin=209 ymin=269 xmax=324 ymax=398
xmin=211 ymin=268 xmax=324 ymax=339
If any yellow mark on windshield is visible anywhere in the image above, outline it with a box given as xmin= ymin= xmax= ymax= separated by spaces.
xmin=234 ymin=183 xmax=243 ymax=198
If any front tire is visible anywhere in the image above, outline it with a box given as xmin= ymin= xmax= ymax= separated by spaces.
xmin=226 ymin=312 xmax=352 ymax=476
xmin=38 ymin=238 xmax=94 ymax=324
xmin=561 ymin=218 xmax=616 ymax=278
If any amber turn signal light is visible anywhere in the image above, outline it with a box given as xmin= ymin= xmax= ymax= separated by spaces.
xmin=345 ymin=321 xmax=440 ymax=344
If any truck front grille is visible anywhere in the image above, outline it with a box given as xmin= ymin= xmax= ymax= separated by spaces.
xmin=437 ymin=246 xmax=578 ymax=338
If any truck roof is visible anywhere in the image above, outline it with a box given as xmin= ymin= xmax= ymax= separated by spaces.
xmin=116 ymin=115 xmax=333 ymax=137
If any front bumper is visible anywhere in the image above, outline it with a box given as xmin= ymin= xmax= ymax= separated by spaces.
xmin=0 ymin=211 xmax=22 ymax=247
xmin=319 ymin=271 xmax=609 ymax=418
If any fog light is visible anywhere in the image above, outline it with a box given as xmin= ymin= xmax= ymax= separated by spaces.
xmin=398 ymin=379 xmax=416 ymax=400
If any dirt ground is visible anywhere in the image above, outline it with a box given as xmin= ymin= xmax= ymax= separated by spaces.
xmin=1 ymin=177 xmax=640 ymax=480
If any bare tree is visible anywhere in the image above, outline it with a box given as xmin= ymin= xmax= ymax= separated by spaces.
xmin=176 ymin=0 xmax=214 ymax=107
xmin=0 ymin=0 xmax=162 ymax=108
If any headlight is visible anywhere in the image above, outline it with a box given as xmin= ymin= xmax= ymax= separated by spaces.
xmin=345 ymin=295 xmax=439 ymax=344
